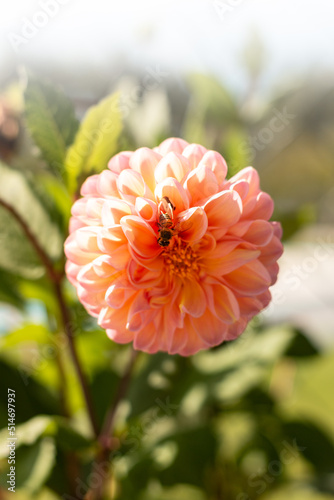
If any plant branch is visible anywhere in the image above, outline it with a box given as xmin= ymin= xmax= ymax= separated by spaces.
xmin=85 ymin=348 xmax=138 ymax=500
xmin=0 ymin=198 xmax=61 ymax=283
xmin=0 ymin=197 xmax=99 ymax=438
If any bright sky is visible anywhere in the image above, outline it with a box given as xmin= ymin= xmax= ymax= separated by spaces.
xmin=1 ymin=0 xmax=334 ymax=93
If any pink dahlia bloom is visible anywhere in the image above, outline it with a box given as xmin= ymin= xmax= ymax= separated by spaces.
xmin=64 ymin=138 xmax=283 ymax=356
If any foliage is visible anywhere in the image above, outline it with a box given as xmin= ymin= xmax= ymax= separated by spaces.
xmin=0 ymin=76 xmax=333 ymax=500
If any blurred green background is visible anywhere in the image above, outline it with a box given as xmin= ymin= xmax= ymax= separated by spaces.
xmin=0 ymin=1 xmax=334 ymax=499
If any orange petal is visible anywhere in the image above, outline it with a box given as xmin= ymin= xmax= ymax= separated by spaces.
xmin=182 ymin=143 xmax=208 ymax=169
xmin=191 ymin=310 xmax=228 ymax=346
xmin=80 ymin=175 xmax=99 ymax=197
xmin=101 ymin=199 xmax=132 ymax=226
xmin=97 ymin=225 xmax=127 ymax=254
xmin=242 ymin=220 xmax=274 ymax=246
xmin=177 ymin=316 xmax=211 ymax=356
xmin=229 ymin=180 xmax=249 ymax=200
xmin=92 ymin=255 xmax=117 ymax=278
xmin=129 ymin=147 xmax=161 ymax=193
xmin=184 ymin=165 xmax=219 ymax=203
xmin=77 ymin=262 xmax=113 ymax=292
xmin=156 ymin=137 xmax=189 ymax=155
xmin=179 ymin=279 xmax=206 ymax=317
xmin=204 ymin=282 xmax=240 ymax=323
xmin=203 ymin=247 xmax=260 ymax=276
xmin=228 ymin=166 xmax=260 ymax=197
xmin=197 ymin=150 xmax=227 ymax=184
xmin=117 ymin=169 xmax=153 ymax=202
xmin=177 ymin=207 xmax=208 ymax=243
xmin=108 ymin=151 xmax=132 ymax=174
xmin=248 ymin=192 xmax=274 ymax=220
xmin=204 ymin=190 xmax=242 ymax=227
xmin=223 ymin=259 xmax=271 ymax=296
xmin=155 ymin=152 xmax=190 ymax=184
xmin=135 ymin=197 xmax=157 ymax=222
xmin=155 ymin=177 xmax=190 ymax=215
xmin=75 ymin=226 xmax=100 ymax=253
xmin=65 ymin=233 xmax=101 ymax=265
xmin=133 ymin=321 xmax=157 ymax=351
xmin=121 ymin=215 xmax=161 ymax=258
xmin=105 ymin=275 xmax=136 ymax=309
xmin=128 ymin=259 xmax=163 ymax=288
xmin=97 ymin=170 xmax=120 ymax=198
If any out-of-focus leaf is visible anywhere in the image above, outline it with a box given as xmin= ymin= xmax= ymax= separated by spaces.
xmin=193 ymin=326 xmax=294 ymax=376
xmin=124 ymin=425 xmax=216 ymax=493
xmin=0 ymin=415 xmax=92 ymax=460
xmin=24 ymin=78 xmax=78 ymax=176
xmin=0 ymin=324 xmax=50 ymax=348
xmin=158 ymin=426 xmax=217 ymax=487
xmin=15 ymin=438 xmax=56 ymax=494
xmin=223 ymin=127 xmax=252 ymax=178
xmin=0 ymin=416 xmax=53 ymax=458
xmin=0 ymin=268 xmax=24 ymax=308
xmin=55 ymin=418 xmax=92 ymax=451
xmin=284 ymin=328 xmax=319 ymax=358
xmin=0 ymin=162 xmax=63 ymax=278
xmin=0 ymin=359 xmax=60 ymax=428
xmin=65 ymin=92 xmax=122 ymax=192
xmin=261 ymin=485 xmax=334 ymax=500
xmin=139 ymin=484 xmax=206 ymax=500
xmin=278 ymin=350 xmax=334 ymax=442
xmin=91 ymin=370 xmax=120 ymax=428
xmin=127 ymin=353 xmax=182 ymax=419
xmin=283 ymin=421 xmax=334 ymax=473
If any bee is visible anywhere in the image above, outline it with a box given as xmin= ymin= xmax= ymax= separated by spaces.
xmin=157 ymin=196 xmax=176 ymax=247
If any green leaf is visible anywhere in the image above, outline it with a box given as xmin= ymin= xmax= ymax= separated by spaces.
xmin=65 ymin=92 xmax=122 ymax=192
xmin=24 ymin=78 xmax=78 ymax=176
xmin=15 ymin=438 xmax=56 ymax=494
xmin=139 ymin=484 xmax=206 ymax=500
xmin=0 ymin=416 xmax=53 ymax=458
xmin=0 ymin=268 xmax=24 ymax=308
xmin=0 ymin=324 xmax=50 ymax=348
xmin=0 ymin=162 xmax=63 ymax=278
xmin=0 ymin=358 xmax=61 ymax=428
xmin=283 ymin=421 xmax=334 ymax=474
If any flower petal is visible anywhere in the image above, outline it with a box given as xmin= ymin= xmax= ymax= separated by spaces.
xmin=156 ymin=137 xmax=189 ymax=155
xmin=97 ymin=170 xmax=120 ymax=198
xmin=155 ymin=152 xmax=190 ymax=184
xmin=191 ymin=310 xmax=228 ymax=346
xmin=177 ymin=207 xmax=208 ymax=243
xmin=182 ymin=143 xmax=208 ymax=169
xmin=204 ymin=190 xmax=242 ymax=227
xmin=197 ymin=151 xmax=227 ymax=185
xmin=223 ymin=259 xmax=272 ymax=296
xmin=116 ymin=169 xmax=145 ymax=201
xmin=129 ymin=147 xmax=161 ymax=193
xmin=204 ymin=281 xmax=240 ymax=323
xmin=179 ymin=279 xmax=206 ymax=317
xmin=135 ymin=197 xmax=157 ymax=223
xmin=120 ymin=216 xmax=161 ymax=258
xmin=155 ymin=177 xmax=190 ymax=215
xmin=101 ymin=199 xmax=132 ymax=226
xmin=65 ymin=233 xmax=101 ymax=265
xmin=108 ymin=151 xmax=132 ymax=174
xmin=184 ymin=165 xmax=219 ymax=203
xmin=80 ymin=175 xmax=99 ymax=197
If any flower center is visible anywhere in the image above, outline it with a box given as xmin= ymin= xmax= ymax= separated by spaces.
xmin=163 ymin=239 xmax=200 ymax=279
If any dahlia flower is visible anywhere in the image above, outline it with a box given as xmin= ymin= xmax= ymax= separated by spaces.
xmin=65 ymin=138 xmax=283 ymax=356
